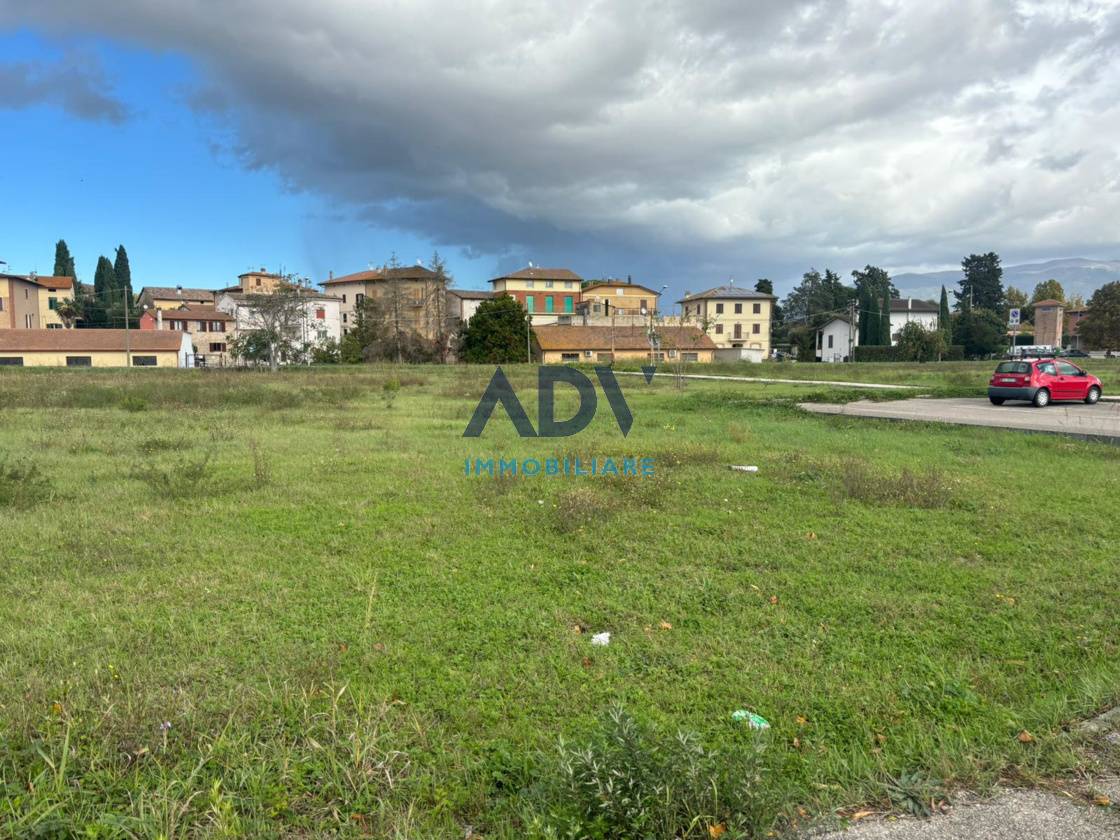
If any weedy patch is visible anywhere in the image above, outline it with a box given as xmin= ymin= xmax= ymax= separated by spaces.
xmin=0 ymin=457 xmax=53 ymax=509
xmin=119 ymin=394 xmax=149 ymax=413
xmin=247 ymin=438 xmax=272 ymax=486
xmin=653 ymin=442 xmax=725 ymax=468
xmin=519 ymin=705 xmax=766 ymax=839
xmin=835 ymin=460 xmax=956 ymax=509
xmin=136 ymin=436 xmax=191 ymax=455
xmin=551 ymin=486 xmax=615 ymax=533
xmin=130 ymin=453 xmax=214 ymax=499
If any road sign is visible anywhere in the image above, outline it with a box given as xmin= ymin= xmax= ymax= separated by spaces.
xmin=1009 ymin=308 xmax=1021 ymax=326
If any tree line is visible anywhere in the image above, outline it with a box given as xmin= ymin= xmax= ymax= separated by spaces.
xmin=47 ymin=239 xmax=138 ymax=328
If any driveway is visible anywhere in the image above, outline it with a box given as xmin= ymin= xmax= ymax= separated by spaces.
xmin=801 ymin=397 xmax=1120 ymax=441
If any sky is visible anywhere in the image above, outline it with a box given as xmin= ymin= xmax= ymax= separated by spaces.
xmin=1 ymin=1 xmax=1118 ymax=299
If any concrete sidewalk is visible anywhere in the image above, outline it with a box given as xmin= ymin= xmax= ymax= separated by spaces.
xmin=802 ymin=397 xmax=1120 ymax=441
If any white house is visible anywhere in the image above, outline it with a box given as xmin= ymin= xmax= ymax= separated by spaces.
xmin=888 ymin=298 xmax=940 ymax=342
xmin=216 ymin=289 xmax=342 ymax=361
xmin=816 ymin=317 xmax=856 ymax=362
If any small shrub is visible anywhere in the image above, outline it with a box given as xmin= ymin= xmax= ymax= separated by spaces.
xmin=248 ymin=438 xmax=271 ymax=486
xmin=836 ymin=460 xmax=953 ymax=509
xmin=0 ymin=458 xmax=53 ymax=509
xmin=521 ymin=705 xmax=765 ymax=839
xmin=137 ymin=437 xmax=189 ymax=455
xmin=131 ymin=453 xmax=213 ymax=499
xmin=382 ymin=378 xmax=401 ymax=410
xmin=119 ymin=395 xmax=149 ymax=412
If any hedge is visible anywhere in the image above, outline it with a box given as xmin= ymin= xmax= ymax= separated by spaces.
xmin=853 ymin=345 xmax=965 ymax=362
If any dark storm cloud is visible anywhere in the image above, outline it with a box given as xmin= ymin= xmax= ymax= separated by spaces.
xmin=0 ymin=55 xmax=126 ymax=122
xmin=3 ymin=0 xmax=1119 ymax=286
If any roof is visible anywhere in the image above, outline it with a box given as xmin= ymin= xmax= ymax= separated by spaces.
xmin=1 ymin=273 xmax=75 ymax=291
xmin=146 ymin=305 xmax=234 ymax=322
xmin=491 ymin=266 xmax=583 ymax=284
xmin=818 ymin=316 xmax=851 ymax=328
xmin=446 ymin=289 xmax=494 ymax=300
xmin=1033 ymin=298 xmax=1064 ymax=307
xmin=0 ymin=329 xmax=187 ymax=353
xmin=888 ymin=298 xmax=940 ymax=313
xmin=534 ymin=325 xmax=717 ymax=352
xmin=678 ymin=285 xmax=776 ymax=303
xmin=582 ymin=281 xmax=662 ymax=296
xmin=137 ymin=286 xmax=216 ymax=302
xmin=221 ymin=288 xmax=340 ymax=302
xmin=321 ymin=265 xmax=439 ymax=286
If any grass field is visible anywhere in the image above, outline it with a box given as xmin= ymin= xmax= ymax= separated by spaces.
xmin=1 ymin=363 xmax=1118 ymax=838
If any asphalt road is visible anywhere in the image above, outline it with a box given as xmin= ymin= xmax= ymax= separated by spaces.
xmin=801 ymin=397 xmax=1120 ymax=441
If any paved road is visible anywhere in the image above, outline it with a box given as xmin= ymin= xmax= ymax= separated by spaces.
xmin=801 ymin=397 xmax=1120 ymax=440
xmin=616 ymin=371 xmax=918 ymax=390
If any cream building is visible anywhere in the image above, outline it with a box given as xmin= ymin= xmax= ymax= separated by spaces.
xmin=320 ymin=265 xmax=450 ymax=339
xmin=0 ymin=273 xmax=75 ymax=329
xmin=578 ymin=280 xmax=661 ymax=320
xmin=677 ymin=285 xmax=775 ymax=354
xmin=0 ymin=329 xmax=192 ymax=367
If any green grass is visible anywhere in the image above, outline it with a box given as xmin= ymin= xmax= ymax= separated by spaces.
xmin=1 ymin=365 xmax=1118 ymax=837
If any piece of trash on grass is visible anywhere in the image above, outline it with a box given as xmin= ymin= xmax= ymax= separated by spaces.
xmin=729 ymin=465 xmax=759 ymax=473
xmin=591 ymin=632 xmax=611 ymax=646
xmin=731 ymin=709 xmax=770 ymax=729
xmin=1016 ymin=730 xmax=1034 ymax=743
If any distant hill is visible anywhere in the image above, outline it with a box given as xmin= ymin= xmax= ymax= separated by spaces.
xmin=892 ymin=258 xmax=1120 ymax=303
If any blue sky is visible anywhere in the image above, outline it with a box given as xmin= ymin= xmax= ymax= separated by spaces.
xmin=2 ymin=3 xmax=1118 ymax=299
xmin=0 ymin=29 xmax=485 ymax=291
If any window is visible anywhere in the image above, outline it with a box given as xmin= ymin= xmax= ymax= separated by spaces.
xmin=356 ymin=293 xmax=365 ymax=305
xmin=640 ymin=298 xmax=648 ymax=312
xmin=682 ymin=352 xmax=698 ymax=362
xmin=734 ymin=323 xmax=742 ymax=339
xmin=342 ymin=313 xmax=348 ymax=323
xmin=211 ymin=321 xmax=224 ymax=332
xmin=210 ymin=342 xmax=226 ymax=353
xmin=24 ymin=314 xmax=33 ymax=328
xmin=526 ymin=295 xmax=535 ymax=312
xmin=827 ymin=335 xmax=834 ymax=348
xmin=817 ymin=332 xmax=823 ymax=349
xmin=715 ymin=323 xmax=723 ymax=334
xmin=545 ymin=296 xmax=554 ymax=313
xmin=342 ymin=294 xmax=347 ymax=304
xmin=752 ymin=323 xmax=761 ymax=334
xmin=753 ymin=303 xmax=761 ymax=314
xmin=49 ymin=297 xmax=59 ymax=310
xmin=1056 ymin=361 xmax=1083 ymax=376
xmin=254 ymin=278 xmax=261 ymax=287
xmin=561 ymin=352 xmax=579 ymax=362
xmin=545 ymin=280 xmax=554 ymax=288
xmin=616 ymin=288 xmax=624 ymax=296
xmin=132 ymin=355 xmax=158 ymax=366
xmin=564 ymin=281 xmax=573 ymax=289
xmin=66 ymin=356 xmax=92 ymax=367
xmin=564 ymin=296 xmax=574 ymax=313
xmin=47 ymin=323 xmax=62 ymax=330
xmin=734 ymin=303 xmax=742 ymax=314
xmin=996 ymin=361 xmax=1031 ymax=374
xmin=525 ymin=280 xmax=535 ymax=288
xmin=1038 ymin=362 xmax=1057 ymax=375
xmin=715 ymin=303 xmax=724 ymax=314
xmin=0 ymin=298 xmax=4 ymax=311
xmin=0 ymin=357 xmax=23 ymax=366
xmin=197 ymin=321 xmax=207 ymax=332
xmin=315 ymin=308 xmax=326 ymax=320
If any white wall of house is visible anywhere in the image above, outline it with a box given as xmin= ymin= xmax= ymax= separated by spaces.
xmin=888 ymin=305 xmax=939 ymax=342
xmin=216 ymin=293 xmax=342 ymax=356
xmin=816 ymin=318 xmax=855 ymax=362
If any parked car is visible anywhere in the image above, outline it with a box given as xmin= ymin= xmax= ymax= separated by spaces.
xmin=988 ymin=359 xmax=1102 ymax=407
xmin=1059 ymin=348 xmax=1091 ymax=358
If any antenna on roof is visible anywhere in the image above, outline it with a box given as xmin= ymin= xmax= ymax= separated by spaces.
xmin=416 ymin=258 xmax=423 ymax=266
xmin=728 ymin=277 xmax=735 ymax=287
xmin=528 ymin=261 xmax=534 ymax=268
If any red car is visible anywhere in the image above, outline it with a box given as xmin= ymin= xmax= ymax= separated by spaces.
xmin=988 ymin=358 xmax=1103 ymax=407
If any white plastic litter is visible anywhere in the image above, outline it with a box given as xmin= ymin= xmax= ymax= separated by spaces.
xmin=590 ymin=632 xmax=611 ymax=646
xmin=729 ymin=465 xmax=759 ymax=473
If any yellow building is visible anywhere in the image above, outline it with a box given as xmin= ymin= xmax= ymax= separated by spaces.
xmin=220 ymin=269 xmax=288 ymax=296
xmin=0 ymin=329 xmax=192 ymax=367
xmin=677 ymin=285 xmax=775 ymax=353
xmin=533 ymin=325 xmax=716 ymax=364
xmin=0 ymin=273 xmax=75 ymax=329
xmin=578 ymin=280 xmax=661 ymax=319
xmin=489 ymin=266 xmax=582 ymax=323
xmin=136 ymin=286 xmax=217 ymax=310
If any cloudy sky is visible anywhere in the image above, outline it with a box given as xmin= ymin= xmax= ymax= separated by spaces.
xmin=1 ymin=0 xmax=1118 ymax=296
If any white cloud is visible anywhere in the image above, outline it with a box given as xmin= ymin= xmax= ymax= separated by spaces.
xmin=2 ymin=0 xmax=1118 ymax=282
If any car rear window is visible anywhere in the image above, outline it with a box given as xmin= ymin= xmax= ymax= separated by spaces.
xmin=995 ymin=362 xmax=1030 ymax=374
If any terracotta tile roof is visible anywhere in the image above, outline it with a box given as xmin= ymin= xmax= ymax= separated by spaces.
xmin=492 ymin=266 xmax=583 ymax=283
xmin=581 ymin=281 xmax=662 ymax=296
xmin=1 ymin=273 xmax=75 ymax=291
xmin=678 ymin=285 xmax=776 ymax=302
xmin=0 ymin=329 xmax=186 ymax=352
xmin=137 ymin=286 xmax=216 ymax=303
xmin=534 ymin=325 xmax=717 ymax=351
xmin=149 ymin=305 xmax=234 ymax=322
xmin=1032 ymin=298 xmax=1063 ymax=307
xmin=446 ymin=289 xmax=494 ymax=299
xmin=322 ymin=266 xmax=438 ymax=286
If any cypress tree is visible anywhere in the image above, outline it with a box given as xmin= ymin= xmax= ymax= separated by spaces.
xmin=857 ymin=289 xmax=870 ymax=346
xmin=939 ymin=285 xmax=951 ymax=340
xmin=879 ymin=286 xmax=892 ymax=345
xmin=53 ymin=240 xmax=76 ymax=279
xmin=865 ymin=296 xmax=880 ymax=346
xmin=91 ymin=256 xmax=115 ymax=328
xmin=113 ymin=245 xmax=136 ymax=327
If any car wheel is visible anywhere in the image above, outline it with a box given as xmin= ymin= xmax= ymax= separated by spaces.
xmin=989 ymin=396 xmax=1005 ymax=405
xmin=1033 ymin=388 xmax=1050 ymax=407
xmin=1085 ymin=386 xmax=1101 ymax=405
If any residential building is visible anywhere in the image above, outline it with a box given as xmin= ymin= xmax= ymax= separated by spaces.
xmin=1032 ymin=299 xmax=1065 ymax=348
xmin=677 ymin=286 xmax=775 ymax=354
xmin=219 ymin=268 xmax=288 ymax=296
xmin=887 ymin=297 xmax=940 ymax=342
xmin=578 ymin=280 xmax=660 ymax=320
xmin=816 ymin=317 xmax=857 ymax=363
xmin=0 ymin=273 xmax=75 ymax=329
xmin=215 ymin=287 xmax=342 ymax=360
xmin=320 ymin=265 xmax=450 ymax=340
xmin=136 ymin=286 xmax=217 ymax=310
xmin=139 ymin=304 xmax=236 ymax=366
xmin=0 ymin=329 xmax=192 ymax=367
xmin=489 ymin=266 xmax=582 ymax=324
xmin=446 ymin=289 xmax=494 ymax=323
xmin=533 ymin=325 xmax=717 ymax=364
xmin=1066 ymin=307 xmax=1088 ymax=350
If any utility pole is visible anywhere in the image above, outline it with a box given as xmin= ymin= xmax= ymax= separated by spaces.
xmin=848 ymin=299 xmax=857 ymax=362
xmin=124 ymin=291 xmax=132 ymax=367
xmin=526 ymin=313 xmax=532 ymax=363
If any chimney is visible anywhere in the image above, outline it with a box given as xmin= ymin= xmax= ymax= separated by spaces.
xmin=156 ymin=309 xmax=163 ymax=329
xmin=908 ymin=297 xmax=912 ymax=311
xmin=329 ymin=270 xmax=333 ymax=280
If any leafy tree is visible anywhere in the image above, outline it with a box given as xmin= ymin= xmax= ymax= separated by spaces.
xmin=54 ymin=297 xmax=83 ymax=328
xmin=53 ymin=240 xmax=76 ymax=279
xmin=956 ymin=252 xmax=1004 ymax=311
xmin=896 ymin=322 xmax=946 ymax=362
xmin=850 ymin=265 xmax=896 ymax=302
xmin=237 ymin=284 xmax=312 ymax=371
xmin=1079 ymin=282 xmax=1120 ymax=350
xmin=339 ymin=333 xmax=364 ymax=364
xmin=310 ymin=337 xmax=340 ymax=364
xmin=459 ymin=295 xmax=532 ymax=363
xmin=1005 ymin=286 xmax=1028 ymax=320
xmin=938 ymin=286 xmax=951 ymax=341
xmin=348 ymin=290 xmax=440 ymax=363
xmin=953 ymin=307 xmax=1006 ymax=358
xmin=783 ymin=268 xmax=854 ymax=326
xmin=1031 ymin=279 xmax=1065 ymax=304
xmin=879 ymin=286 xmax=892 ymax=345
xmin=754 ymin=278 xmax=773 ymax=295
